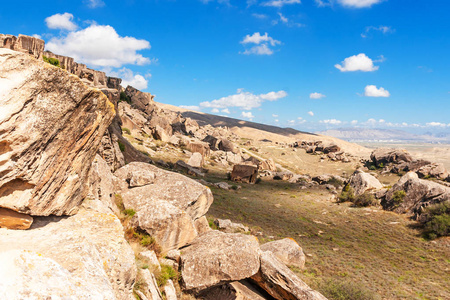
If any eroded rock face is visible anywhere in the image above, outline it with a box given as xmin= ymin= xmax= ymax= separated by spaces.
xmin=231 ymin=165 xmax=258 ymax=184
xmin=370 ymin=148 xmax=412 ymax=167
xmin=417 ymin=163 xmax=449 ymax=180
xmin=251 ymin=251 xmax=327 ymax=300
xmin=115 ymin=162 xmax=213 ymax=251
xmin=0 ymin=49 xmax=115 ymax=216
xmin=180 ymin=230 xmax=261 ymax=294
xmin=260 ymin=238 xmax=306 ymax=270
xmin=0 ymin=208 xmax=33 ymax=230
xmin=0 ymin=34 xmax=44 ymax=59
xmin=347 ymin=170 xmax=383 ymax=196
xmin=382 ymin=172 xmax=450 ymax=217
xmin=0 ymin=204 xmax=137 ymax=299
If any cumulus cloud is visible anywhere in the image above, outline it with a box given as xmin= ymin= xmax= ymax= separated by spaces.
xmin=426 ymin=122 xmax=449 ymax=127
xmin=241 ymin=111 xmax=255 ymax=120
xmin=335 ymin=53 xmax=379 ymax=72
xmin=338 ymin=0 xmax=383 ymax=8
xmin=308 ymin=111 xmax=314 ymax=116
xmin=241 ymin=32 xmax=281 ymax=56
xmin=272 ymin=114 xmax=279 ymax=118
xmin=310 ymin=92 xmax=326 ymax=99
xmin=364 ymin=85 xmax=390 ymax=97
xmin=262 ymin=0 xmax=301 ymax=7
xmin=361 ymin=25 xmax=394 ymax=38
xmin=351 ymin=120 xmax=358 ymax=125
xmin=252 ymin=13 xmax=268 ymax=19
xmin=45 ymin=13 xmax=78 ymax=31
xmin=84 ymin=0 xmax=105 ymax=8
xmin=200 ymin=89 xmax=287 ymax=110
xmin=222 ymin=108 xmax=230 ymax=114
xmin=211 ymin=108 xmax=220 ymax=113
xmin=320 ymin=119 xmax=342 ymax=125
xmin=106 ymin=68 xmax=148 ymax=90
xmin=46 ymin=24 xmax=151 ymax=67
xmin=32 ymin=34 xmax=42 ymax=39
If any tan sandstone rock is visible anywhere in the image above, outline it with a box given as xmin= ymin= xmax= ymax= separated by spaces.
xmin=0 ymin=208 xmax=33 ymax=230
xmin=347 ymin=170 xmax=383 ymax=196
xmin=180 ymin=230 xmax=261 ymax=294
xmin=0 ymin=48 xmax=114 ymax=216
xmin=260 ymin=238 xmax=306 ymax=270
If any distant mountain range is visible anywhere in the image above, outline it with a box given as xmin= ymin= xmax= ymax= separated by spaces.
xmin=316 ymin=128 xmax=450 ymax=143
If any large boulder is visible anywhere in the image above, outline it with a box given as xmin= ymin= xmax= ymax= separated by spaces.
xmin=125 ymin=85 xmax=156 ymax=115
xmin=114 ymin=162 xmax=213 ymax=251
xmin=260 ymin=238 xmax=306 ymax=270
xmin=0 ymin=204 xmax=137 ymax=299
xmin=382 ymin=172 xmax=450 ymax=217
xmin=180 ymin=230 xmax=261 ymax=294
xmin=250 ymin=251 xmax=327 ymax=300
xmin=231 ymin=165 xmax=258 ymax=184
xmin=417 ymin=163 xmax=449 ymax=180
xmin=347 ymin=170 xmax=383 ymax=196
xmin=370 ymin=148 xmax=413 ymax=167
xmin=0 ymin=48 xmax=115 ymax=216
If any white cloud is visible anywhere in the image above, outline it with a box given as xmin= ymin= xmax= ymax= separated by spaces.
xmin=252 ymin=13 xmax=268 ymax=19
xmin=335 ymin=53 xmax=379 ymax=72
xmin=308 ymin=111 xmax=314 ymax=116
xmin=211 ymin=108 xmax=220 ymax=113
xmin=262 ymin=0 xmax=301 ymax=7
xmin=278 ymin=13 xmax=289 ymax=23
xmin=221 ymin=108 xmax=230 ymax=114
xmin=288 ymin=120 xmax=296 ymax=124
xmin=297 ymin=117 xmax=303 ymax=120
xmin=364 ymin=85 xmax=390 ymax=97
xmin=310 ymin=92 xmax=326 ymax=99
xmin=320 ymin=119 xmax=342 ymax=125
xmin=338 ymin=0 xmax=383 ymax=8
xmin=361 ymin=25 xmax=394 ymax=38
xmin=46 ymin=24 xmax=151 ymax=67
xmin=32 ymin=34 xmax=42 ymax=39
xmin=200 ymin=89 xmax=287 ymax=110
xmin=180 ymin=105 xmax=200 ymax=111
xmin=241 ymin=32 xmax=281 ymax=56
xmin=241 ymin=111 xmax=255 ymax=120
xmin=106 ymin=68 xmax=148 ymax=90
xmin=272 ymin=114 xmax=279 ymax=117
xmin=351 ymin=120 xmax=358 ymax=125
xmin=45 ymin=13 xmax=77 ymax=31
xmin=426 ymin=122 xmax=448 ymax=127
xmin=84 ymin=0 xmax=105 ymax=8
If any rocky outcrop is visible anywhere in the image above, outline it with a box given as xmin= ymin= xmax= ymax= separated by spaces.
xmin=370 ymin=148 xmax=412 ymax=167
xmin=214 ymin=219 xmax=249 ymax=233
xmin=231 ymin=165 xmax=258 ymax=184
xmin=0 ymin=48 xmax=115 ymax=216
xmin=260 ymin=238 xmax=306 ymax=270
xmin=125 ymin=85 xmax=156 ymax=115
xmin=115 ymin=162 xmax=213 ymax=251
xmin=0 ymin=204 xmax=137 ymax=299
xmin=382 ymin=172 xmax=450 ymax=218
xmin=180 ymin=230 xmax=261 ymax=294
xmin=200 ymin=280 xmax=270 ymax=300
xmin=250 ymin=251 xmax=327 ymax=300
xmin=347 ymin=170 xmax=383 ymax=196
xmin=417 ymin=163 xmax=449 ymax=180
xmin=87 ymin=155 xmax=118 ymax=214
xmin=188 ymin=152 xmax=204 ymax=168
xmin=0 ymin=34 xmax=44 ymax=59
xmin=0 ymin=208 xmax=33 ymax=230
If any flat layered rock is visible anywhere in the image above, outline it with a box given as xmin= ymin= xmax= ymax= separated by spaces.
xmin=180 ymin=231 xmax=261 ymax=294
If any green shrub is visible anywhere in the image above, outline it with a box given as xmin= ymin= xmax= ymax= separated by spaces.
xmin=43 ymin=55 xmax=61 ymax=68
xmin=156 ymin=265 xmax=178 ymax=287
xmin=120 ymin=91 xmax=131 ymax=103
xmin=327 ymin=177 xmax=344 ymax=188
xmin=318 ymin=278 xmax=379 ymax=300
xmin=353 ymin=193 xmax=377 ymax=207
xmin=124 ymin=209 xmax=136 ymax=217
xmin=420 ymin=202 xmax=450 ymax=239
xmin=114 ymin=194 xmax=125 ymax=211
xmin=392 ymin=190 xmax=406 ymax=208
xmin=369 ymin=165 xmax=377 ymax=171
xmin=338 ymin=185 xmax=355 ymax=203
xmin=118 ymin=140 xmax=126 ymax=152
xmin=122 ymin=127 xmax=131 ymax=135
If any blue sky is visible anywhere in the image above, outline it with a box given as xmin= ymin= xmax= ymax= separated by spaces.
xmin=1 ymin=0 xmax=449 ymax=133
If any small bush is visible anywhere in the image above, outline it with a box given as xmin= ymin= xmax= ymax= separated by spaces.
xmin=122 ymin=127 xmax=131 ymax=135
xmin=120 ymin=91 xmax=131 ymax=103
xmin=392 ymin=190 xmax=406 ymax=208
xmin=420 ymin=202 xmax=450 ymax=239
xmin=114 ymin=194 xmax=125 ymax=212
xmin=156 ymin=264 xmax=178 ymax=287
xmin=338 ymin=185 xmax=355 ymax=203
xmin=124 ymin=209 xmax=136 ymax=217
xmin=369 ymin=165 xmax=377 ymax=171
xmin=327 ymin=177 xmax=344 ymax=188
xmin=118 ymin=140 xmax=126 ymax=152
xmin=318 ymin=278 xmax=379 ymax=300
xmin=43 ymin=55 xmax=61 ymax=68
xmin=353 ymin=193 xmax=377 ymax=207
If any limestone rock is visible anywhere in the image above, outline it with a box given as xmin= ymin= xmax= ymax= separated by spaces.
xmin=0 ymin=48 xmax=115 ymax=216
xmin=259 ymin=158 xmax=277 ymax=172
xmin=180 ymin=230 xmax=261 ymax=294
xmin=0 ymin=205 xmax=137 ymax=299
xmin=115 ymin=162 xmax=213 ymax=251
xmin=166 ymin=249 xmax=181 ymax=263
xmin=125 ymin=85 xmax=156 ymax=115
xmin=382 ymin=172 xmax=450 ymax=218
xmin=87 ymin=155 xmax=118 ymax=215
xmin=141 ymin=269 xmax=163 ymax=300
xmin=347 ymin=170 xmax=383 ymax=196
xmin=128 ymin=168 xmax=156 ymax=187
xmin=188 ymin=152 xmax=204 ymax=168
xmin=194 ymin=216 xmax=211 ymax=235
xmin=214 ymin=219 xmax=249 ymax=233
xmin=231 ymin=165 xmax=258 ymax=184
xmin=251 ymin=251 xmax=327 ymax=300
xmin=186 ymin=141 xmax=210 ymax=158
xmin=370 ymin=148 xmax=412 ymax=167
xmin=260 ymin=238 xmax=306 ymax=270
xmin=417 ymin=163 xmax=449 ymax=180
xmin=200 ymin=280 xmax=270 ymax=300
xmin=0 ymin=34 xmax=44 ymax=59
xmin=140 ymin=250 xmax=161 ymax=272
xmin=219 ymin=139 xmax=235 ymax=153
xmin=107 ymin=76 xmax=122 ymax=90
xmin=164 ymin=279 xmax=178 ymax=300
xmin=0 ymin=208 xmax=33 ymax=230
